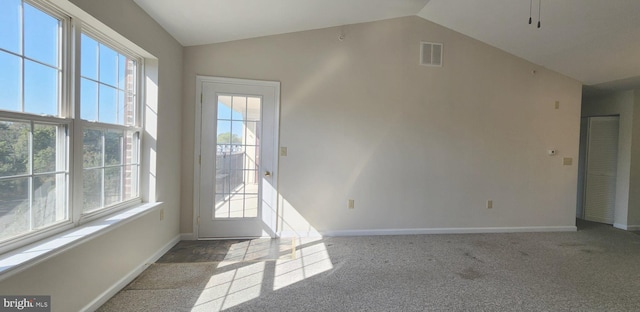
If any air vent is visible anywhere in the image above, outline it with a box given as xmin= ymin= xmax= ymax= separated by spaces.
xmin=420 ymin=42 xmax=443 ymax=67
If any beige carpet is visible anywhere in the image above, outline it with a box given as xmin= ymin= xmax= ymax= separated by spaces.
xmin=99 ymin=220 xmax=640 ymax=311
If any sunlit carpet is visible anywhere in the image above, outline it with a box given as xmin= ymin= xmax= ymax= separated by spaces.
xmin=98 ymin=220 xmax=640 ymax=311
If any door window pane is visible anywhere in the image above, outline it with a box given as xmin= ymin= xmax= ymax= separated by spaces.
xmin=214 ymin=96 xmax=261 ymax=219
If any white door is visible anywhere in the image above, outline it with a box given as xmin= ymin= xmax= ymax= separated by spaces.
xmin=196 ymin=77 xmax=279 ymax=238
xmin=583 ymin=116 xmax=619 ymax=224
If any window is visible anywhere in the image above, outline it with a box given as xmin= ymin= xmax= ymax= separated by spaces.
xmin=80 ymin=33 xmax=141 ymax=213
xmin=0 ymin=0 xmax=143 ymax=249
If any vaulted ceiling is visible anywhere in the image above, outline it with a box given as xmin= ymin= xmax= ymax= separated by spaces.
xmin=133 ymin=0 xmax=640 ymax=91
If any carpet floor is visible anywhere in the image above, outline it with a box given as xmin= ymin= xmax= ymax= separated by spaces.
xmin=98 ymin=220 xmax=640 ymax=311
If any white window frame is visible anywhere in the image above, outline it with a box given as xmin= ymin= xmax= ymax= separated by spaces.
xmin=0 ymin=0 xmax=145 ymax=255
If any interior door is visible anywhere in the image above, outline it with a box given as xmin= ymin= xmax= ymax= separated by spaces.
xmin=583 ymin=116 xmax=619 ymax=224
xmin=197 ymin=77 xmax=279 ymax=238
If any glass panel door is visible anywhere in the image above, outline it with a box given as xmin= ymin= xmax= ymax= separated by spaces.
xmin=215 ymin=95 xmax=261 ymax=219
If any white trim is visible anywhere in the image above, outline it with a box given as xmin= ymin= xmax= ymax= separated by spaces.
xmin=180 ymin=233 xmax=195 ymax=241
xmin=193 ymin=76 xmax=280 ymax=239
xmin=321 ymin=226 xmax=577 ymax=237
xmin=614 ymin=223 xmax=640 ymax=231
xmin=80 ymin=234 xmax=180 ymax=312
xmin=0 ymin=202 xmax=162 ymax=282
xmin=613 ymin=223 xmax=627 ymax=230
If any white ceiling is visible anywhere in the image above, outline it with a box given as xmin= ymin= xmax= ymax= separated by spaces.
xmin=133 ymin=0 xmax=640 ymax=89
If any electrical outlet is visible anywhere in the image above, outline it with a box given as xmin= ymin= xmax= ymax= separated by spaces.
xmin=160 ymin=209 xmax=165 ymax=220
xmin=487 ymin=200 xmax=493 ymax=209
xmin=280 ymin=147 xmax=288 ymax=156
xmin=348 ymin=199 xmax=355 ymax=209
xmin=563 ymin=157 xmax=573 ymax=166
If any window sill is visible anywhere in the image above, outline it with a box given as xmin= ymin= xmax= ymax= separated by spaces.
xmin=0 ymin=202 xmax=162 ymax=282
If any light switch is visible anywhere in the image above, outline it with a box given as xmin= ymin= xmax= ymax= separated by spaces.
xmin=555 ymin=101 xmax=560 ymax=109
xmin=280 ymin=147 xmax=288 ymax=156
xmin=563 ymin=157 xmax=573 ymax=166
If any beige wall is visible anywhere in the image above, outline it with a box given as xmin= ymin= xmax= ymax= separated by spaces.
xmin=182 ymin=16 xmax=582 ymax=235
xmin=582 ymin=91 xmax=633 ymax=227
xmin=0 ymin=0 xmax=183 ymax=311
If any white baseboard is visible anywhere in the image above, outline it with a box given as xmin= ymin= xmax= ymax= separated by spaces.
xmin=614 ymin=223 xmax=628 ymax=230
xmin=180 ymin=232 xmax=196 ymax=240
xmin=614 ymin=223 xmax=640 ymax=231
xmin=81 ymin=234 xmax=180 ymax=312
xmin=321 ymin=226 xmax=577 ymax=237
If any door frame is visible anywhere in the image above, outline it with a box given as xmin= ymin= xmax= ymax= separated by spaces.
xmin=578 ymin=115 xmax=620 ymax=224
xmin=192 ymin=75 xmax=280 ymax=239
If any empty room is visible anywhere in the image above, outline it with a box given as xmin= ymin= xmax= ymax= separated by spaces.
xmin=1 ymin=0 xmax=640 ymax=311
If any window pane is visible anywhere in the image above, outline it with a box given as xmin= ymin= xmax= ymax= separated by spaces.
xmin=231 ymin=121 xmax=246 ymax=144
xmin=33 ymin=124 xmax=58 ymax=173
xmin=118 ymin=55 xmax=126 ymax=90
xmin=83 ymin=129 xmax=103 ymax=168
xmin=218 ymin=96 xmax=232 ymax=120
xmin=123 ymin=164 xmax=138 ymax=201
xmin=81 ymin=78 xmax=98 ymax=121
xmin=104 ymin=166 xmax=121 ymax=206
xmin=246 ymin=97 xmax=261 ymax=121
xmin=0 ymin=121 xmax=30 ymax=178
xmin=81 ymin=34 xmax=98 ymax=80
xmin=0 ymin=177 xmax=29 ymax=241
xmin=105 ymin=130 xmax=123 ymax=166
xmin=24 ymin=60 xmax=58 ymax=116
xmin=0 ymin=0 xmax=21 ymax=54
xmin=0 ymin=51 xmax=22 ymax=112
xmin=121 ymin=92 xmax=136 ymax=126
xmin=124 ymin=131 xmax=137 ymax=165
xmin=24 ymin=3 xmax=59 ymax=67
xmin=83 ymin=168 xmax=101 ymax=211
xmin=33 ymin=173 xmax=64 ymax=229
xmin=99 ymin=84 xmax=117 ymax=124
xmin=99 ymin=44 xmax=118 ymax=87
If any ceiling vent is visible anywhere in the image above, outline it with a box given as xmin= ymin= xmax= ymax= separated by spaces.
xmin=420 ymin=42 xmax=443 ymax=67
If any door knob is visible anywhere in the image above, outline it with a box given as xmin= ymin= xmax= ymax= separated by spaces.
xmin=264 ymin=170 xmax=271 ymax=177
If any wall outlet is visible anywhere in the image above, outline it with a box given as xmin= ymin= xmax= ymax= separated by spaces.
xmin=563 ymin=157 xmax=573 ymax=166
xmin=348 ymin=199 xmax=355 ymax=209
xmin=487 ymin=200 xmax=493 ymax=209
xmin=160 ymin=209 xmax=165 ymax=221
xmin=280 ymin=147 xmax=288 ymax=156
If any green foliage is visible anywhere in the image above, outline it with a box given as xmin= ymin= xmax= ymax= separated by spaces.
xmin=217 ymin=132 xmax=242 ymax=144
